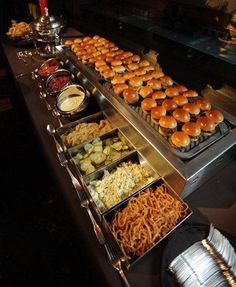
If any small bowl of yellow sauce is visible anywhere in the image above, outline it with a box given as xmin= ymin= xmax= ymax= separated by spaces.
xmin=56 ymin=84 xmax=90 ymax=118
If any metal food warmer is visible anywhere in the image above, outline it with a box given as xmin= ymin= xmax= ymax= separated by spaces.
xmin=55 ymin=37 xmax=236 ymax=200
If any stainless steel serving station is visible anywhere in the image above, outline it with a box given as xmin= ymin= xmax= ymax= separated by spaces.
xmin=57 ymin=44 xmax=236 ymax=199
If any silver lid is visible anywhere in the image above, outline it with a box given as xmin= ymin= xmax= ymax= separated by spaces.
xmin=33 ymin=12 xmax=64 ymax=32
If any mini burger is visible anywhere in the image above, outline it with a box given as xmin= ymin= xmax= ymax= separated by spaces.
xmin=170 ymin=131 xmax=190 ymax=149
xmin=172 ymin=108 xmax=191 ymax=125
xmin=111 ymin=75 xmax=126 ymax=85
xmin=129 ymin=76 xmax=143 ymax=88
xmin=183 ymin=103 xmax=200 ymax=121
xmin=158 ymin=116 xmax=177 ymax=137
xmin=152 ymin=91 xmax=166 ymax=105
xmin=113 ymin=83 xmax=128 ymax=95
xmin=197 ymin=116 xmax=216 ymax=136
xmin=151 ymin=70 xmax=164 ymax=79
xmin=147 ymin=79 xmax=162 ymax=90
xmin=162 ymin=99 xmax=178 ymax=113
xmin=182 ymin=90 xmax=198 ymax=102
xmin=182 ymin=122 xmax=201 ymax=141
xmin=123 ymin=88 xmax=139 ymax=105
xmin=175 ymin=85 xmax=188 ymax=93
xmin=131 ymin=55 xmax=141 ymax=63
xmin=141 ymin=98 xmax=157 ymax=112
xmin=151 ymin=106 xmax=167 ymax=124
xmin=138 ymin=86 xmax=153 ymax=98
xmin=141 ymin=73 xmax=153 ymax=83
xmin=123 ymin=72 xmax=135 ymax=81
xmin=160 ymin=75 xmax=174 ymax=87
xmin=206 ymin=109 xmax=224 ymax=125
xmin=165 ymin=87 xmax=179 ymax=98
xmin=173 ymin=95 xmax=188 ymax=107
xmin=139 ymin=60 xmax=150 ymax=67
xmin=196 ymin=99 xmax=211 ymax=112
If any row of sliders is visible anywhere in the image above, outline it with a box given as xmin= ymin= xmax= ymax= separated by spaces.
xmin=65 ymin=35 xmax=224 ymax=150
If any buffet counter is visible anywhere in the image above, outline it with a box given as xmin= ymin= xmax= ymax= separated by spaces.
xmin=1 ymin=28 xmax=236 ymax=287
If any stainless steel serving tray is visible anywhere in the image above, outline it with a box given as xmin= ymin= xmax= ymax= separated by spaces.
xmin=68 ymin=128 xmax=135 ymax=176
xmin=54 ymin=111 xmax=113 ymax=151
xmin=103 ymin=177 xmax=192 ymax=269
xmin=83 ymin=150 xmax=159 ymax=219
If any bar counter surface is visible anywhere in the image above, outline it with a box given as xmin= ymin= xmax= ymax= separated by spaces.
xmin=1 ymin=29 xmax=236 ymax=287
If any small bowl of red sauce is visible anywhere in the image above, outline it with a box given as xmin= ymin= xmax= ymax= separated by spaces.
xmin=46 ymin=69 xmax=71 ymax=94
xmin=38 ymin=58 xmax=61 ymax=78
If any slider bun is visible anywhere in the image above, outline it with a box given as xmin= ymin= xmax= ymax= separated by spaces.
xmin=183 ymin=103 xmax=200 ymax=115
xmin=123 ymin=88 xmax=139 ymax=105
xmin=197 ymin=116 xmax=215 ymax=133
xmin=110 ymin=46 xmax=119 ymax=52
xmin=64 ymin=40 xmax=73 ymax=47
xmin=101 ymin=48 xmax=109 ymax=55
xmin=92 ymin=51 xmax=101 ymax=58
xmin=141 ymin=73 xmax=153 ymax=82
xmin=113 ymin=83 xmax=128 ymax=95
xmin=135 ymin=68 xmax=146 ymax=76
xmin=93 ymin=35 xmax=100 ymax=40
xmin=143 ymin=66 xmax=155 ymax=72
xmin=147 ymin=79 xmax=162 ymax=90
xmin=173 ymin=108 xmax=191 ymax=123
xmin=123 ymin=72 xmax=135 ymax=80
xmin=162 ymin=99 xmax=178 ymax=111
xmin=128 ymin=63 xmax=139 ymax=71
xmin=160 ymin=75 xmax=174 ymax=86
xmin=138 ymin=86 xmax=153 ymax=98
xmin=183 ymin=90 xmax=198 ymax=98
xmin=182 ymin=122 xmax=201 ymax=137
xmin=95 ymin=60 xmax=107 ymax=68
xmin=196 ymin=99 xmax=211 ymax=111
xmin=114 ymin=49 xmax=124 ymax=56
xmin=159 ymin=116 xmax=177 ymax=128
xmin=105 ymin=56 xmax=114 ymax=63
xmin=102 ymin=69 xmax=115 ymax=79
xmin=97 ymin=37 xmax=107 ymax=43
xmin=123 ymin=51 xmax=133 ymax=58
xmin=112 ymin=65 xmax=126 ymax=73
xmin=170 ymin=131 xmax=190 ymax=148
xmin=139 ymin=60 xmax=150 ymax=67
xmin=173 ymin=95 xmax=188 ymax=106
xmin=106 ymin=42 xmax=115 ymax=48
xmin=94 ymin=42 xmax=104 ymax=48
xmin=152 ymin=91 xmax=166 ymax=100
xmin=74 ymin=38 xmax=82 ymax=44
xmin=111 ymin=75 xmax=126 ymax=85
xmin=151 ymin=106 xmax=166 ymax=122
xmin=87 ymin=39 xmax=97 ymax=45
xmin=97 ymin=65 xmax=110 ymax=73
xmin=141 ymin=98 xmax=157 ymax=112
xmin=206 ymin=109 xmax=224 ymax=124
xmin=152 ymin=70 xmax=164 ymax=79
xmin=82 ymin=36 xmax=92 ymax=42
xmin=131 ymin=55 xmax=140 ymax=63
xmin=165 ymin=87 xmax=179 ymax=97
xmin=111 ymin=60 xmax=122 ymax=66
xmin=122 ymin=58 xmax=133 ymax=65
xmin=175 ymin=85 xmax=188 ymax=93
xmin=129 ymin=76 xmax=143 ymax=88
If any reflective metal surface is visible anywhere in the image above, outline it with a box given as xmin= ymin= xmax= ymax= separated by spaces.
xmin=56 ymin=45 xmax=236 ymax=198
